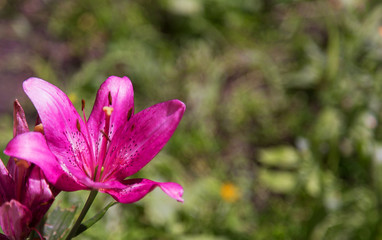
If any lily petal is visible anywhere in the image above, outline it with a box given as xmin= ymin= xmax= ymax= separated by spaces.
xmin=4 ymin=132 xmax=85 ymax=191
xmin=103 ymin=100 xmax=185 ymax=180
xmin=0 ymin=233 xmax=8 ymax=240
xmin=7 ymin=100 xmax=30 ymax=178
xmin=13 ymin=100 xmax=29 ymax=137
xmin=102 ymin=178 xmax=184 ymax=204
xmin=23 ymin=78 xmax=93 ymax=183
xmin=88 ymin=76 xmax=134 ymax=162
xmin=0 ymin=200 xmax=32 ymax=240
xmin=24 ymin=166 xmax=54 ymax=227
xmin=0 ymin=160 xmax=14 ymax=205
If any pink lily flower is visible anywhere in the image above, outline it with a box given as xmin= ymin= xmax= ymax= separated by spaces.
xmin=5 ymin=76 xmax=185 ymax=204
xmin=0 ymin=100 xmax=54 ymax=240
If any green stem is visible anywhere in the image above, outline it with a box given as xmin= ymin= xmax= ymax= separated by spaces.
xmin=66 ymin=190 xmax=98 ymax=240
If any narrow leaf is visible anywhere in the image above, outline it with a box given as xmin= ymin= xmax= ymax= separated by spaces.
xmin=74 ymin=201 xmax=117 ymax=237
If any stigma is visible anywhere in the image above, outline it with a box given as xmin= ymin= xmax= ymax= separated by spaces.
xmin=103 ymin=106 xmax=114 ymax=116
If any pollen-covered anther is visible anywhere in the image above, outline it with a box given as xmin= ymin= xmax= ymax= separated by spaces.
xmin=34 ymin=123 xmax=44 ymax=134
xmin=76 ymin=119 xmax=81 ymax=131
xmin=103 ymin=106 xmax=114 ymax=116
xmin=108 ymin=91 xmax=113 ymax=105
xmin=14 ymin=158 xmax=29 ymax=169
xmin=82 ymin=99 xmax=86 ymax=111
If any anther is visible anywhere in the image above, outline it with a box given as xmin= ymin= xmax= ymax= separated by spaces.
xmin=34 ymin=123 xmax=44 ymax=134
xmin=127 ymin=108 xmax=133 ymax=121
xmin=103 ymin=106 xmax=114 ymax=116
xmin=108 ymin=92 xmax=112 ymax=105
xmin=14 ymin=158 xmax=29 ymax=169
xmin=82 ymin=99 xmax=85 ymax=111
xmin=76 ymin=119 xmax=81 ymax=131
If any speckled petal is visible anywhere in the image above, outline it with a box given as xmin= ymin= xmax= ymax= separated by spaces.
xmin=4 ymin=132 xmax=86 ymax=191
xmin=102 ymin=100 xmax=185 ymax=180
xmin=102 ymin=178 xmax=184 ymax=204
xmin=23 ymin=78 xmax=94 ymax=185
xmin=87 ymin=76 xmax=134 ymax=163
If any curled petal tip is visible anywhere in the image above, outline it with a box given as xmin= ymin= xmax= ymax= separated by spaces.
xmin=164 ymin=100 xmax=186 ymax=119
xmin=159 ymin=182 xmax=184 ymax=203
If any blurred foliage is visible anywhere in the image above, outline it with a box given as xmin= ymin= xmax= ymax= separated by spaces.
xmin=3 ymin=0 xmax=382 ymax=239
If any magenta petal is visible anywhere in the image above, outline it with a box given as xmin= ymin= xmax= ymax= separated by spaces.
xmin=0 ymin=200 xmax=32 ymax=240
xmin=4 ymin=132 xmax=86 ymax=191
xmin=24 ymin=166 xmax=54 ymax=227
xmin=23 ymin=78 xmax=93 ymax=183
xmin=87 ymin=76 xmax=134 ymax=160
xmin=0 ymin=233 xmax=8 ymax=240
xmin=0 ymin=160 xmax=14 ymax=205
xmin=103 ymin=100 xmax=185 ymax=180
xmin=102 ymin=178 xmax=184 ymax=204
xmin=13 ymin=100 xmax=29 ymax=137
xmin=7 ymin=100 xmax=30 ymax=177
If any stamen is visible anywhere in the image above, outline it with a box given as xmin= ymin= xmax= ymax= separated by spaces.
xmin=14 ymin=158 xmax=29 ymax=169
xmin=77 ymin=103 xmax=96 ymax=177
xmin=76 ymin=119 xmax=81 ymax=131
xmin=34 ymin=124 xmax=44 ymax=134
xmin=82 ymin=99 xmax=85 ymax=111
xmin=96 ymin=106 xmax=114 ymax=180
xmin=127 ymin=108 xmax=133 ymax=121
xmin=108 ymin=92 xmax=112 ymax=105
xmin=103 ymin=106 xmax=113 ymax=116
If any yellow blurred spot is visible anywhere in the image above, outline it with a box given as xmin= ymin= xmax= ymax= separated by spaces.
xmin=220 ymin=183 xmax=240 ymax=203
xmin=379 ymin=27 xmax=382 ymax=37
xmin=68 ymin=92 xmax=78 ymax=104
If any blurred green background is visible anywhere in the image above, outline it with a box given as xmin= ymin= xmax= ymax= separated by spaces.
xmin=2 ymin=0 xmax=382 ymax=239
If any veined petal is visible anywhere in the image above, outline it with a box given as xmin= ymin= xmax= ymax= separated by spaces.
xmin=0 ymin=200 xmax=32 ymax=240
xmin=23 ymin=78 xmax=94 ymax=183
xmin=103 ymin=100 xmax=185 ymax=180
xmin=102 ymin=178 xmax=184 ymax=204
xmin=87 ymin=76 xmax=134 ymax=160
xmin=0 ymin=160 xmax=14 ymax=205
xmin=4 ymin=132 xmax=86 ymax=191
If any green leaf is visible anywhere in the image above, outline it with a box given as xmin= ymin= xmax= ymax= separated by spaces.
xmin=74 ymin=201 xmax=118 ymax=237
xmin=42 ymin=204 xmax=78 ymax=240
